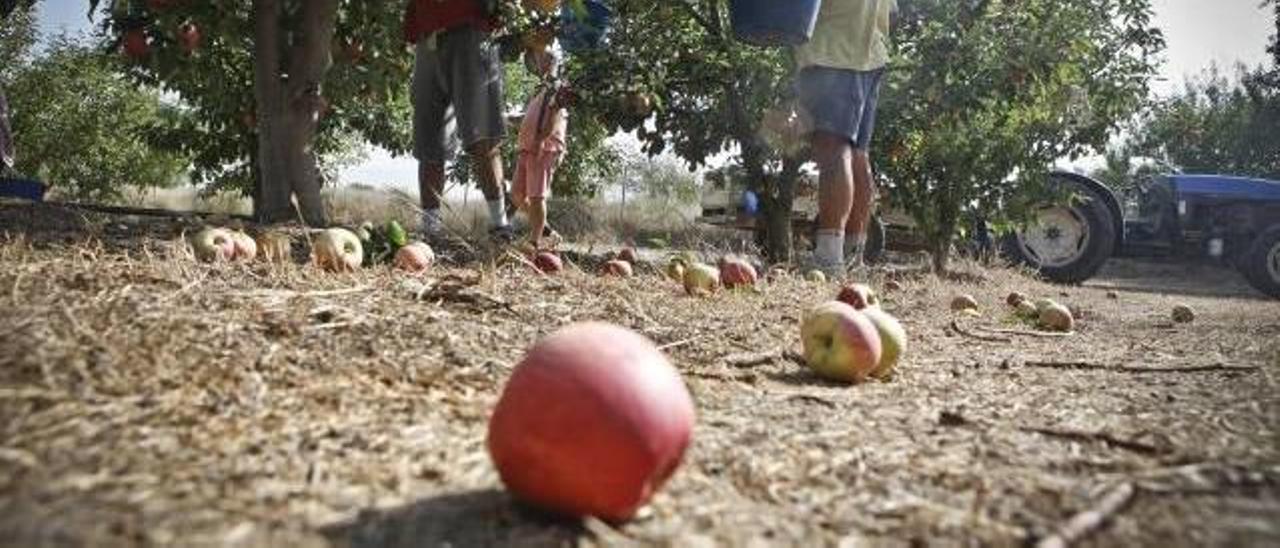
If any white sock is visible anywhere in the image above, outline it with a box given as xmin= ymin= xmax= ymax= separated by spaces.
xmin=421 ymin=208 xmax=442 ymax=233
xmin=815 ymin=229 xmax=845 ymax=270
xmin=487 ymin=197 xmax=508 ymax=228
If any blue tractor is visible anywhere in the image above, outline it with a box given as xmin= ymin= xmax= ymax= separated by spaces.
xmin=1003 ymin=172 xmax=1280 ymax=299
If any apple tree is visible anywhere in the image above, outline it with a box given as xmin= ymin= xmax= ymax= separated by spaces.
xmin=874 ymin=0 xmax=1163 ymax=272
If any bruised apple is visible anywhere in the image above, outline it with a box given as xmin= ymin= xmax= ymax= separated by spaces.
xmin=683 ymin=263 xmax=720 ymax=296
xmin=718 ymin=256 xmax=758 ymax=289
xmin=312 ymin=228 xmax=363 ymax=272
xmin=800 ymin=301 xmax=883 ymax=384
xmin=602 ymin=260 xmax=634 ymax=278
xmin=534 ymin=251 xmax=563 ymax=274
xmin=837 ymin=283 xmax=879 ymax=310
xmin=394 ymin=242 xmax=436 ymax=273
xmin=488 ymin=323 xmax=695 ymax=522
xmin=191 ymin=228 xmax=235 ymax=263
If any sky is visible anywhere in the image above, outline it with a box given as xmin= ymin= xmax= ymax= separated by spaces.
xmin=32 ymin=0 xmax=1278 ymax=190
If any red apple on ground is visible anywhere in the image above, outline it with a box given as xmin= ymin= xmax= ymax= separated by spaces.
xmin=682 ymin=263 xmax=720 ymax=296
xmin=394 ymin=242 xmax=436 ymax=273
xmin=177 ymin=23 xmax=201 ymax=53
xmin=602 ymin=260 xmax=634 ymax=278
xmin=488 ymin=323 xmax=695 ymax=522
xmin=617 ymin=247 xmax=639 ymax=264
xmin=229 ymin=230 xmax=257 ymax=261
xmin=718 ymin=256 xmax=758 ymax=289
xmin=533 ymin=251 xmax=563 ymax=274
xmin=312 ymin=228 xmax=363 ymax=272
xmin=191 ymin=227 xmax=235 ymax=263
xmin=861 ymin=307 xmax=907 ymax=380
xmin=837 ymin=283 xmax=879 ymax=310
xmin=800 ymin=301 xmax=883 ymax=384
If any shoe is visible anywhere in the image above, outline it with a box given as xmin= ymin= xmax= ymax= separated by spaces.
xmin=490 ymin=224 xmax=516 ymax=243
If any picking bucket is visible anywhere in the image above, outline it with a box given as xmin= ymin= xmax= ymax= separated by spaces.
xmin=729 ymin=0 xmax=824 ymax=47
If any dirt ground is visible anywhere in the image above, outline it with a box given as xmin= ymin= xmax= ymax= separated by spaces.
xmin=1 ymin=203 xmax=1277 ymax=547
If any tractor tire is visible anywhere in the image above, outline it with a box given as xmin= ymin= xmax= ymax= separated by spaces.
xmin=1239 ymin=225 xmax=1280 ymax=299
xmin=1001 ymin=177 xmax=1118 ymax=284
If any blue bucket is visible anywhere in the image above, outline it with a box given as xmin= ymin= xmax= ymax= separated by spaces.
xmin=0 ymin=177 xmax=46 ymax=202
xmin=559 ymin=0 xmax=612 ymax=53
xmin=729 ymin=0 xmax=823 ymax=47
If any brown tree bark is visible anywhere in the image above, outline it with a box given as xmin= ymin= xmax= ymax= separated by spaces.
xmin=251 ymin=0 xmax=336 ymax=226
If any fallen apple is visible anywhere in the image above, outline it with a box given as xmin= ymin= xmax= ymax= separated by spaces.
xmin=394 ymin=242 xmax=436 ymax=273
xmin=602 ymin=260 xmax=634 ymax=278
xmin=837 ymin=283 xmax=879 ymax=310
xmin=255 ymin=232 xmax=292 ymax=263
xmin=718 ymin=256 xmax=758 ymax=289
xmin=229 ymin=230 xmax=257 ymax=261
xmin=665 ymin=259 xmax=686 ymax=282
xmin=488 ymin=322 xmax=695 ymax=522
xmin=804 ymin=270 xmax=828 ymax=283
xmin=534 ymin=251 xmax=563 ymax=274
xmin=682 ymin=263 xmax=720 ymax=296
xmin=801 ymin=301 xmax=883 ymax=384
xmin=1038 ymin=303 xmax=1074 ymax=332
xmin=862 ymin=307 xmax=907 ymax=380
xmin=1171 ymin=304 xmax=1195 ymax=324
xmin=950 ymin=295 xmax=979 ymax=312
xmin=312 ymin=228 xmax=364 ymax=272
xmin=1006 ymin=291 xmax=1028 ymax=307
xmin=1015 ymin=300 xmax=1039 ymax=319
xmin=191 ymin=227 xmax=235 ymax=263
xmin=617 ymin=247 xmax=639 ymax=264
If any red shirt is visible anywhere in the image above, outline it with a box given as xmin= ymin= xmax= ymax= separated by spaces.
xmin=403 ymin=0 xmax=494 ymax=43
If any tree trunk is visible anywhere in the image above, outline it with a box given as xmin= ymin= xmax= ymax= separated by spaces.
xmin=251 ymin=0 xmax=335 ymax=226
xmin=930 ymin=237 xmax=951 ymax=274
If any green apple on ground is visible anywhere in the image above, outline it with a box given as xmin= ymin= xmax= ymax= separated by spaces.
xmin=312 ymin=228 xmax=364 ymax=272
xmin=665 ymin=259 xmax=686 ymax=282
xmin=861 ymin=307 xmax=907 ymax=380
xmin=804 ymin=270 xmax=827 ymax=283
xmin=1015 ymin=300 xmax=1039 ymax=319
xmin=1038 ymin=302 xmax=1074 ymax=332
xmin=801 ymin=301 xmax=883 ymax=384
xmin=682 ymin=263 xmax=721 ymax=296
xmin=487 ymin=323 xmax=695 ymax=523
xmin=191 ymin=227 xmax=235 ymax=263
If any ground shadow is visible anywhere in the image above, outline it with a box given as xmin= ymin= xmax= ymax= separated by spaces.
xmin=320 ymin=489 xmax=586 ymax=548
xmin=1088 ymin=257 xmax=1269 ymax=301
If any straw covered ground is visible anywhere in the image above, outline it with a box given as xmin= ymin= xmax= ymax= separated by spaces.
xmin=1 ymin=202 xmax=1278 ymax=547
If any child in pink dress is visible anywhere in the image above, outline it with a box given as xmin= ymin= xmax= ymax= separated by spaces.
xmin=511 ymin=49 xmax=569 ymax=251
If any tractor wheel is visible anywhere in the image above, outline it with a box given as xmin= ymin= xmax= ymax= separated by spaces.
xmin=1001 ymin=176 xmax=1117 ymax=284
xmin=1239 ymin=225 xmax=1280 ymax=299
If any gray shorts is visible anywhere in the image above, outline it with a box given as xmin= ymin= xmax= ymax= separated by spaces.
xmin=412 ymin=26 xmax=506 ymax=163
xmin=797 ymin=66 xmax=885 ymax=151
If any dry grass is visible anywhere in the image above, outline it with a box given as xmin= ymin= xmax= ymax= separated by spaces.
xmin=0 ymin=203 xmax=1277 ymax=547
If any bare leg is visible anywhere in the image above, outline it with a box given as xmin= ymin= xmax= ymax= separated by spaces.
xmin=468 ymin=139 xmax=509 ymax=230
xmin=419 ymin=160 xmax=446 ymax=233
xmin=846 ymin=149 xmax=876 ymax=242
xmin=812 ymin=131 xmax=854 ymax=270
xmin=526 ymin=197 xmax=546 ymax=249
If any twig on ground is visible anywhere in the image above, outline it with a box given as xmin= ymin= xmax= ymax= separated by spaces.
xmin=950 ymin=320 xmax=1012 ymax=343
xmin=1036 ymin=482 xmax=1136 ymax=548
xmin=786 ymin=394 xmax=840 ymax=409
xmin=658 ymin=337 xmax=702 ymax=351
xmin=975 ymin=325 xmax=1073 ymax=338
xmin=721 ymin=350 xmax=783 ymax=368
xmin=1022 ymin=361 xmax=1259 ymax=374
xmin=783 ymin=350 xmax=808 ymax=366
xmin=1020 ymin=427 xmax=1170 ymax=456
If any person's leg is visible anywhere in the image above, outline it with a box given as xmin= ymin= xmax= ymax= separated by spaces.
xmin=411 ymin=40 xmax=452 ymax=235
xmin=844 ymin=69 xmax=885 ymax=264
xmin=511 ymin=151 xmax=530 ymax=212
xmin=448 ymin=27 xmax=509 ymax=232
xmin=526 ymin=197 xmax=546 ymax=249
xmin=813 ymin=133 xmax=854 ymax=270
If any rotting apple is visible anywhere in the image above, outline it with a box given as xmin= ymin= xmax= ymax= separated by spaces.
xmin=718 ymin=256 xmax=758 ymax=289
xmin=191 ymin=227 xmax=235 ymax=263
xmin=837 ymin=283 xmax=879 ymax=310
xmin=861 ymin=307 xmax=907 ymax=380
xmin=800 ymin=301 xmax=883 ymax=384
xmin=229 ymin=230 xmax=257 ymax=261
xmin=534 ymin=251 xmax=563 ymax=274
xmin=312 ymin=228 xmax=364 ymax=272
xmin=487 ymin=322 xmax=695 ymax=523
xmin=394 ymin=242 xmax=435 ymax=273
xmin=682 ymin=263 xmax=720 ymax=296
xmin=602 ymin=260 xmax=634 ymax=278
